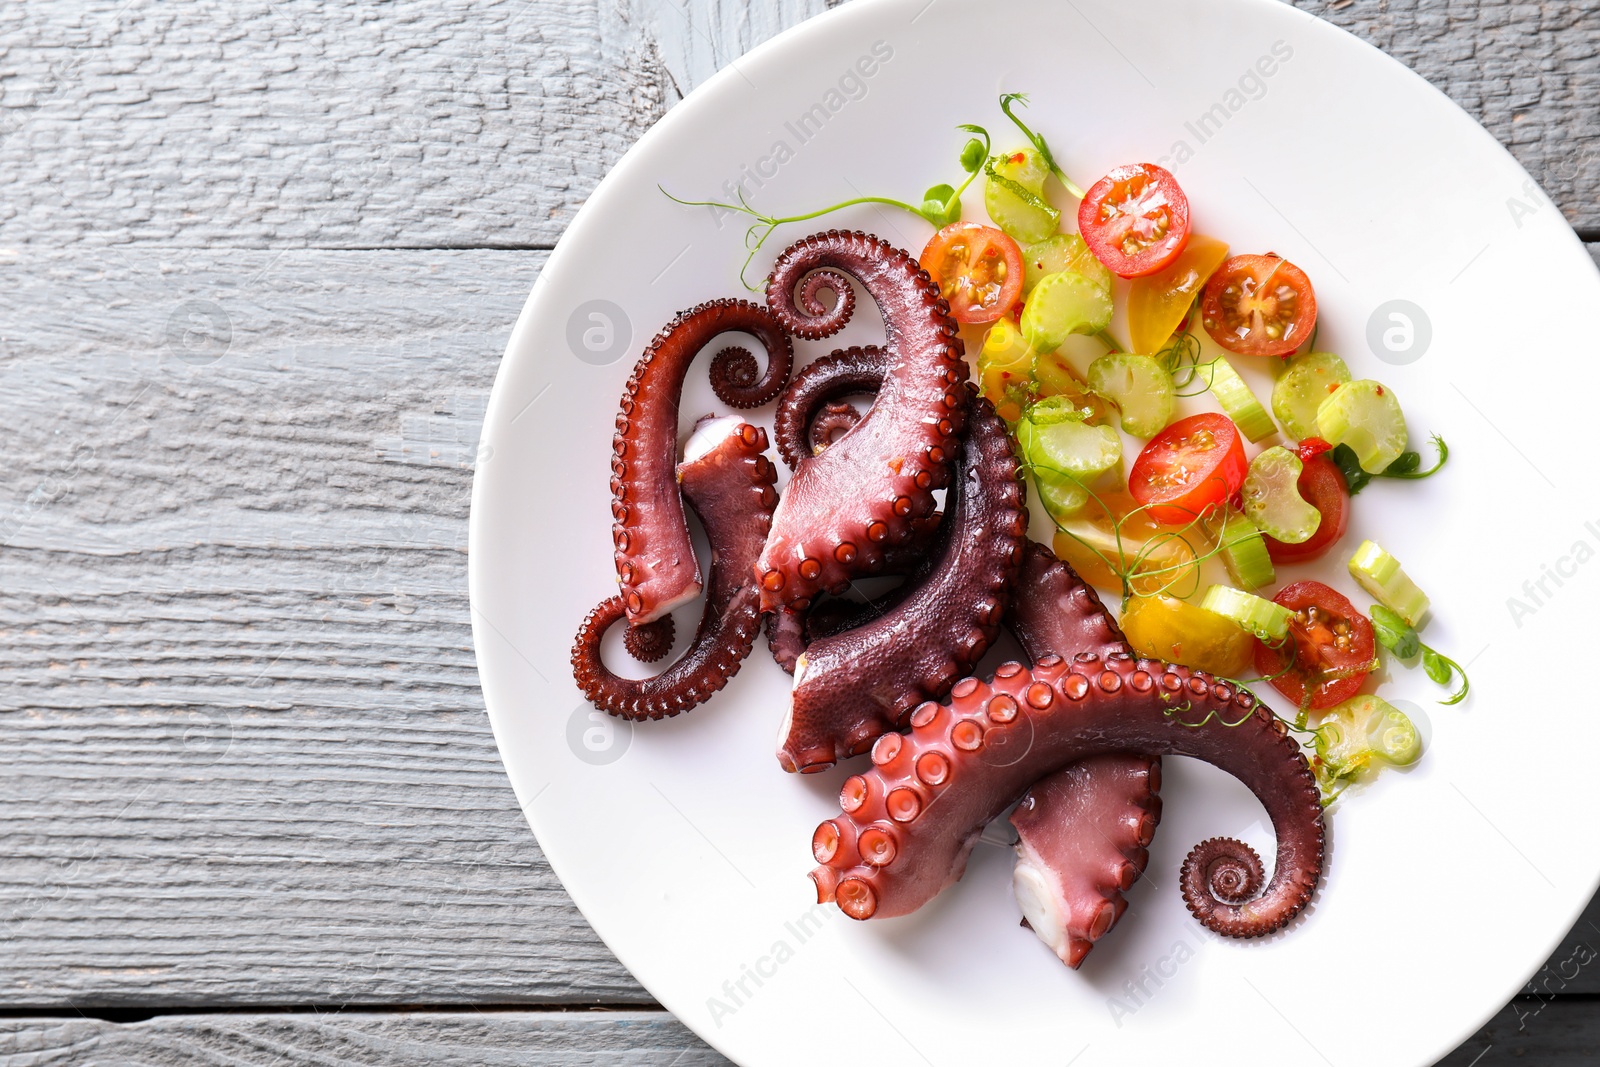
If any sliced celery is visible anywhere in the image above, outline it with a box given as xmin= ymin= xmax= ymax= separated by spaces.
xmin=984 ymin=148 xmax=1059 ymax=244
xmin=1272 ymin=352 xmax=1350 ymax=441
xmin=1314 ymin=694 xmax=1422 ymax=783
xmin=1015 ymin=397 xmax=1121 ymax=523
xmin=1241 ymin=446 xmax=1321 ymax=544
xmin=1020 ymin=270 xmax=1114 ymax=354
xmin=1201 ymin=584 xmax=1292 ymax=641
xmin=1317 ymin=379 xmax=1408 ymax=473
xmin=1086 ymin=353 xmax=1176 ymax=438
xmin=1217 ymin=507 xmax=1275 ymax=590
xmin=1205 ymin=357 xmax=1276 ymax=443
xmin=1021 ymin=234 xmax=1111 ymax=296
xmin=1348 ymin=539 xmax=1430 ymax=626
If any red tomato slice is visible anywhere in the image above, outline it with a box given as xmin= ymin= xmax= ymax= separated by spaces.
xmin=1254 ymin=581 xmax=1375 ymax=711
xmin=1077 ymin=163 xmax=1192 ymax=278
xmin=919 ymin=223 xmax=1024 ymax=325
xmin=1264 ymin=453 xmax=1349 ymax=564
xmin=1127 ymin=413 xmax=1248 ymax=526
xmin=1199 ymin=254 xmax=1317 ymax=356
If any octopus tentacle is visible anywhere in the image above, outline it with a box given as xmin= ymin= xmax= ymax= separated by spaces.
xmin=772 ymin=344 xmax=888 ymax=469
xmin=809 ymin=403 xmax=863 ymax=456
xmin=575 ymin=417 xmax=779 ymax=720
xmin=1182 ymin=837 xmax=1268 ymax=915
xmin=757 ymin=231 xmax=969 ymax=611
xmin=778 ymin=396 xmax=1026 ymax=773
xmin=622 ymin=615 xmax=676 ymax=663
xmin=808 ymin=654 xmax=1324 ymax=939
xmin=612 ymin=300 xmax=792 ymax=624
xmin=1005 ymin=540 xmax=1164 ymax=968
xmin=1010 ymin=756 xmax=1162 ymax=968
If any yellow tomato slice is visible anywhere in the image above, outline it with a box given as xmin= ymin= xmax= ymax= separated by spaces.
xmin=975 ymin=316 xmax=1034 ymax=423
xmin=1050 ymin=491 xmax=1199 ymax=597
xmin=1127 ymin=234 xmax=1230 ymax=355
xmin=1119 ymin=593 xmax=1255 ymax=678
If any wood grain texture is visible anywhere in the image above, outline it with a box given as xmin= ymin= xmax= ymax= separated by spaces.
xmin=0 ymin=248 xmax=663 ymax=1006
xmin=0 ymin=1011 xmax=734 ymax=1065
xmin=0 ymin=0 xmax=1592 ymax=253
xmin=0 ymin=0 xmax=1596 ymax=1064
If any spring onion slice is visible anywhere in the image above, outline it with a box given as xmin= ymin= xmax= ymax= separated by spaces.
xmin=1201 ymin=584 xmax=1292 ymax=641
xmin=1348 ymin=539 xmax=1430 ymax=627
xmin=1205 ymin=357 xmax=1276 ymax=443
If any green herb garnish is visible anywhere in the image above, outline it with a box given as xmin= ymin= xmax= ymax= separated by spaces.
xmin=1332 ymin=434 xmax=1448 ymax=495
xmin=1369 ymin=604 xmax=1469 ymax=705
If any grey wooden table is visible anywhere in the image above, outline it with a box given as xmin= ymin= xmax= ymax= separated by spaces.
xmin=0 ymin=1 xmax=1594 ymax=1063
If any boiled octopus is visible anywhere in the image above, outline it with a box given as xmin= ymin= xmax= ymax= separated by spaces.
xmin=611 ymin=299 xmax=791 ymax=626
xmin=573 ymin=416 xmax=779 ymax=720
xmin=1005 ymin=541 xmax=1164 ymax=968
xmin=771 ymin=343 xmax=886 ymax=469
xmin=755 ymin=231 xmax=969 ymax=612
xmin=777 ymin=393 xmax=1026 ymax=773
xmin=810 ymin=652 xmax=1325 ymax=940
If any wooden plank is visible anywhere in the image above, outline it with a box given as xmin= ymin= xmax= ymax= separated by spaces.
xmin=0 ymin=1011 xmax=733 ymax=1065
xmin=0 ymin=0 xmax=1592 ymax=253
xmin=0 ymin=247 xmax=655 ymax=1006
xmin=4 ymin=999 xmax=1600 ymax=1066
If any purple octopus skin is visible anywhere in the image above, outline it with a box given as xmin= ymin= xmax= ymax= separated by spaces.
xmin=1006 ymin=540 xmax=1165 ymax=968
xmin=611 ymin=300 xmax=792 ymax=626
xmin=574 ymin=416 xmax=779 ymax=720
xmin=1011 ymin=755 xmax=1162 ymax=969
xmin=756 ymin=231 xmax=969 ymax=613
xmin=762 ymin=508 xmax=942 ymax=677
xmin=809 ymin=653 xmax=1325 ymax=940
xmin=776 ymin=394 xmax=1026 ymax=773
xmin=772 ymin=344 xmax=887 ymax=469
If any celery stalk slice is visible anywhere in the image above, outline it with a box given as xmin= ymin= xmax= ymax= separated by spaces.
xmin=1086 ymin=353 xmax=1176 ymax=438
xmin=1273 ymin=352 xmax=1350 ymax=441
xmin=1348 ymin=539 xmax=1430 ymax=626
xmin=1206 ymin=357 xmax=1276 ymax=443
xmin=1201 ymin=585 xmax=1292 ymax=641
xmin=1317 ymin=379 xmax=1408 ymax=473
xmin=1216 ymin=508 xmax=1275 ymax=589
xmin=1240 ymin=446 xmax=1321 ymax=543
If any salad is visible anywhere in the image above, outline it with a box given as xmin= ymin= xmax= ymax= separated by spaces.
xmin=674 ymin=92 xmax=1466 ymax=802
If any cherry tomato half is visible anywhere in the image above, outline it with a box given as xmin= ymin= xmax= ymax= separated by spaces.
xmin=1127 ymin=412 xmax=1248 ymax=526
xmin=919 ymin=223 xmax=1024 ymax=325
xmin=1199 ymin=254 xmax=1318 ymax=357
xmin=1264 ymin=453 xmax=1349 ymax=564
xmin=1077 ymin=163 xmax=1192 ymax=278
xmin=1254 ymin=581 xmax=1375 ymax=711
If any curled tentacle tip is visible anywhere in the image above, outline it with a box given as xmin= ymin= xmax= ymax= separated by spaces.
xmin=622 ymin=615 xmax=675 ymax=662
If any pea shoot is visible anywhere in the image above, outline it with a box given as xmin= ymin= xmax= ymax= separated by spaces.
xmin=1369 ymin=605 xmax=1469 ymax=705
xmin=998 ymin=92 xmax=1085 ymax=200
xmin=1331 ymin=434 xmax=1448 ymax=496
xmin=660 ymin=125 xmax=991 ymax=290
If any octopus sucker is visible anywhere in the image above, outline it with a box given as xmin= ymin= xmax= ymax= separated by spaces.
xmin=810 ymin=655 xmax=1324 ymax=938
xmin=612 ymin=300 xmax=792 ymax=625
xmin=572 ymin=417 xmax=778 ymax=720
xmin=775 ymin=397 xmax=1026 ymax=773
xmin=757 ymin=231 xmax=969 ymax=611
xmin=772 ymin=344 xmax=887 ymax=468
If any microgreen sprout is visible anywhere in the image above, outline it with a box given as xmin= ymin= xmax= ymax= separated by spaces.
xmin=998 ymin=93 xmax=1085 ymax=199
xmin=1331 ymin=434 xmax=1448 ymax=495
xmin=659 ymin=125 xmax=991 ymax=290
xmin=1369 ymin=605 xmax=1469 ymax=705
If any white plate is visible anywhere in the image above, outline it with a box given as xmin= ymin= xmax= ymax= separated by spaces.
xmin=470 ymin=1 xmax=1600 ymax=1063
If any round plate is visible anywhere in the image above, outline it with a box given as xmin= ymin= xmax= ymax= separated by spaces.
xmin=470 ymin=1 xmax=1600 ymax=1063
